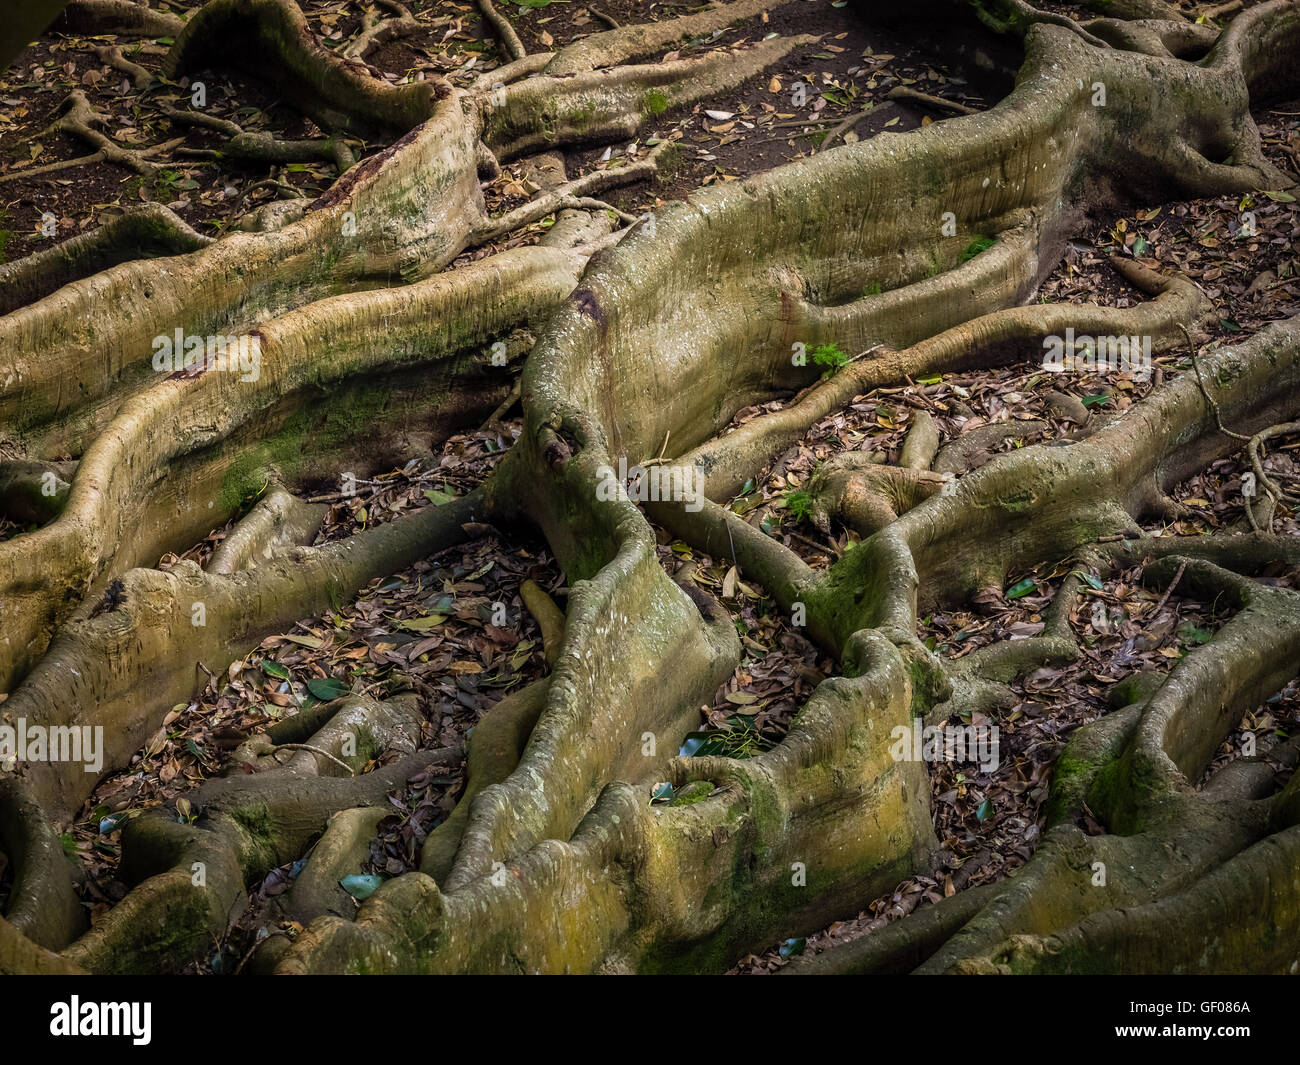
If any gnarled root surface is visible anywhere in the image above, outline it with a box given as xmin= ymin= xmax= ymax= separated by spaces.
xmin=2 ymin=0 xmax=1300 ymax=974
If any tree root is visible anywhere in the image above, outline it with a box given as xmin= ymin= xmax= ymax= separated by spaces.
xmin=477 ymin=0 xmax=526 ymax=63
xmin=0 ymin=241 xmax=585 ymax=689
xmin=779 ymin=882 xmax=1000 ymax=974
xmin=92 ymin=43 xmax=154 ymax=89
xmin=164 ymin=0 xmax=443 ymax=137
xmin=1248 ymin=420 xmax=1300 ymax=507
xmin=974 ymin=0 xmax=1112 ymax=49
xmin=0 ymin=203 xmax=211 ymax=317
xmin=164 ymin=106 xmax=357 ymax=172
xmin=933 ymin=420 xmax=1049 ymax=475
xmin=805 ymin=457 xmax=947 ymax=538
xmin=540 ymin=0 xmax=799 ymax=76
xmin=0 ymin=777 xmax=84 ymax=949
xmin=0 ymin=90 xmax=182 ymax=185
xmin=418 ymin=680 xmax=549 ymax=883
xmin=206 ymin=481 xmax=326 ymax=574
xmin=481 ymin=36 xmax=815 ymax=160
xmin=469 ymin=140 xmax=673 ymax=243
xmin=58 ymin=0 xmax=184 ymax=39
xmin=0 ymin=460 xmax=73 ymax=524
xmin=6 ymin=689 xmax=455 ymax=972
xmin=6 ymin=488 xmax=481 ymax=820
xmin=5 ymin=0 xmax=1300 ymax=976
xmin=342 ymin=0 xmax=425 ymax=60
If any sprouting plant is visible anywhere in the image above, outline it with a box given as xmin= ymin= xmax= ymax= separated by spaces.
xmin=681 ymin=717 xmax=773 ymax=759
xmin=811 ymin=342 xmax=850 ymax=377
xmin=863 ymin=281 xmax=882 ymax=297
xmin=785 ymin=488 xmax=813 ymax=523
xmin=959 ymin=235 xmax=996 ymax=262
xmin=714 ymin=717 xmax=773 ymax=757
xmin=642 ymin=89 xmax=669 ymax=116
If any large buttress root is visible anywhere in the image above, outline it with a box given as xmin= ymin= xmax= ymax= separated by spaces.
xmin=3 ymin=0 xmax=1300 ymax=973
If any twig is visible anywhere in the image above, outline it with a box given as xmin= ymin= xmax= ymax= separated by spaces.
xmin=481 ymin=378 xmax=522 ymax=427
xmin=1180 ymin=326 xmax=1250 ymax=442
xmin=271 ymin=743 xmax=357 ymax=775
xmin=814 ymin=106 xmax=872 ymax=153
xmin=886 ymin=86 xmax=978 ymax=115
xmin=771 ymin=116 xmax=841 ymax=130
xmin=785 ymin=528 xmax=842 ymax=560
xmin=1150 ymin=558 xmax=1187 ymax=618
xmin=303 ymin=481 xmax=384 ymax=504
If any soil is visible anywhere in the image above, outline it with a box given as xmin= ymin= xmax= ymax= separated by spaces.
xmin=5 ymin=0 xmax=1298 ymax=976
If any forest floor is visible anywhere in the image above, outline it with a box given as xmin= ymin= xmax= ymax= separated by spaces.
xmin=1 ymin=0 xmax=1297 ymax=974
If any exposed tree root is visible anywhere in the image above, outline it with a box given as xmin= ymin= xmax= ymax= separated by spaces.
xmin=0 ymin=203 xmax=210 ymax=316
xmin=0 ymin=460 xmax=73 ymax=524
xmin=163 ymin=106 xmax=356 ymax=172
xmin=92 ymin=43 xmax=154 ymax=89
xmin=57 ymin=0 xmax=185 ymax=39
xmin=3 ymin=0 xmax=1300 ymax=975
xmin=805 ymin=457 xmax=947 ymax=537
xmin=0 ymin=90 xmax=183 ymax=185
xmin=342 ymin=0 xmax=425 ymax=60
xmin=205 ymin=481 xmax=326 ymax=574
xmin=164 ymin=0 xmax=442 ymax=137
xmin=539 ymin=0 xmax=799 ymax=76
xmin=477 ymin=0 xmax=526 ymax=63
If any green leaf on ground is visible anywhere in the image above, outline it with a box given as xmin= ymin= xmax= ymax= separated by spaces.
xmin=306 ymin=676 xmax=349 ymax=700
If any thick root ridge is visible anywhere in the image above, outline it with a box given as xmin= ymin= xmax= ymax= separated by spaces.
xmin=4 ymin=0 xmax=1300 ymax=975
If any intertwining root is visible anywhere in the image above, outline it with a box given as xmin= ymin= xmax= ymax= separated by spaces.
xmin=2 ymin=0 xmax=1299 ymax=974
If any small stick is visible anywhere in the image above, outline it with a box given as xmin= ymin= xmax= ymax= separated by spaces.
xmin=885 ymin=86 xmax=977 ymax=116
xmin=1150 ymin=558 xmax=1187 ymax=619
xmin=1180 ymin=326 xmax=1250 ymax=443
xmin=481 ymin=378 xmax=522 ymax=427
xmin=815 ymin=107 xmax=872 ymax=153
xmin=272 ymin=743 xmax=357 ymax=775
xmin=786 ymin=528 xmax=842 ymax=560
